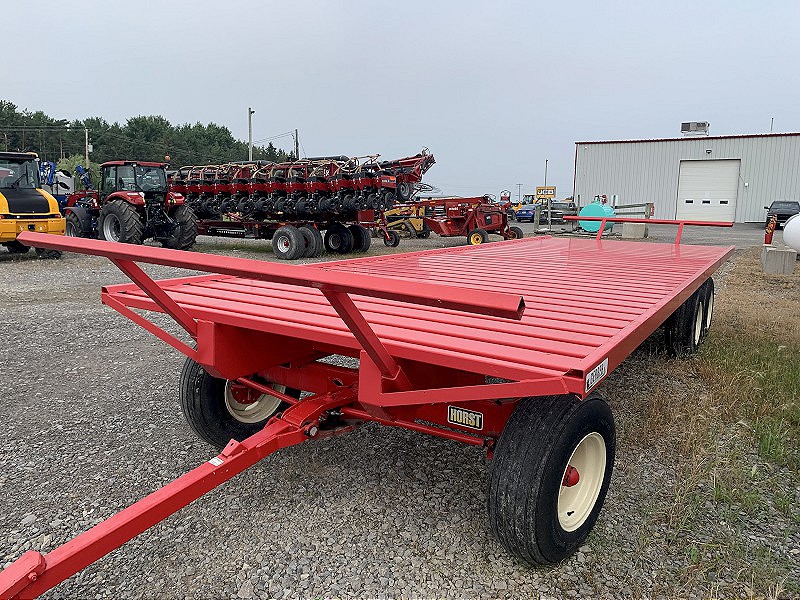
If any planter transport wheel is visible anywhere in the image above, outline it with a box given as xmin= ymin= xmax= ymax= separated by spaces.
xmin=488 ymin=393 xmax=615 ymax=565
xmin=383 ymin=229 xmax=400 ymax=247
xmin=98 ymin=200 xmax=144 ymax=245
xmin=179 ymin=357 xmax=300 ymax=449
xmin=324 ymin=224 xmax=354 ymax=254
xmin=272 ymin=225 xmax=305 ymax=260
xmin=298 ymin=226 xmax=320 ymax=258
xmin=467 ymin=228 xmax=489 ymax=245
xmin=349 ymin=224 xmax=372 ymax=253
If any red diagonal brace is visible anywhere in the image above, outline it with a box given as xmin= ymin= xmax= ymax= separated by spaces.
xmin=110 ymin=258 xmax=198 ymax=338
xmin=322 ymin=288 xmax=411 ymax=391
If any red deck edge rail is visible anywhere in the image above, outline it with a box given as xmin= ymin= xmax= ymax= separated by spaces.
xmin=16 ymin=232 xmax=525 ymax=320
xmin=564 ymin=216 xmax=733 ymax=244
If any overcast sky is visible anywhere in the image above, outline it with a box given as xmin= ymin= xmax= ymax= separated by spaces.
xmin=8 ymin=1 xmax=799 ymax=200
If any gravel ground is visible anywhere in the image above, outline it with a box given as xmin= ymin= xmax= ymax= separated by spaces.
xmin=0 ymin=228 xmax=796 ymax=599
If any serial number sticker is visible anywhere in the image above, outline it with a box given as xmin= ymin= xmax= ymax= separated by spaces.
xmin=447 ymin=406 xmax=484 ymax=431
xmin=208 ymin=457 xmax=224 ymax=467
xmin=585 ymin=358 xmax=609 ymax=393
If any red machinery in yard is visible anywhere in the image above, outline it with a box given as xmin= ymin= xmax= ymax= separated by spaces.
xmin=1 ymin=219 xmax=733 ymax=598
xmin=415 ymin=196 xmax=524 ymax=244
xmin=167 ymin=150 xmax=436 ymax=258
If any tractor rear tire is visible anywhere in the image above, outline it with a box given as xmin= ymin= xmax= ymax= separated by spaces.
xmin=488 ymin=393 xmax=615 ymax=566
xmin=349 ymin=224 xmax=371 ymax=253
xmin=179 ymin=357 xmax=300 ymax=449
xmin=5 ymin=241 xmax=29 ymax=254
xmin=272 ymin=225 xmax=305 ymax=260
xmin=99 ymin=200 xmax=144 ymax=245
xmin=383 ymin=230 xmax=401 ymax=247
xmin=35 ymin=247 xmax=62 ymax=259
xmin=467 ymin=228 xmax=489 ymax=245
xmin=324 ymin=224 xmax=354 ymax=254
xmin=162 ymin=205 xmax=198 ymax=250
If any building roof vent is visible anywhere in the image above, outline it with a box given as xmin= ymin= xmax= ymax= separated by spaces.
xmin=681 ymin=121 xmax=710 ymax=136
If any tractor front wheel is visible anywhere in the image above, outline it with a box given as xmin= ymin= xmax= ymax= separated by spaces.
xmin=162 ymin=205 xmax=198 ymax=250
xmin=488 ymin=393 xmax=615 ymax=565
xmin=179 ymin=358 xmax=300 ymax=449
xmin=98 ymin=200 xmax=144 ymax=245
xmin=65 ymin=212 xmax=86 ymax=238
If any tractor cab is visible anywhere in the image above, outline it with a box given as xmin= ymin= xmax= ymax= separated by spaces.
xmin=99 ymin=161 xmax=169 ymax=201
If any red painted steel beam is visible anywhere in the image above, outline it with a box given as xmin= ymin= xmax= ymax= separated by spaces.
xmin=0 ymin=389 xmax=357 ymax=599
xmin=563 ymin=216 xmax=734 ymax=227
xmin=16 ymin=232 xmax=525 ymax=320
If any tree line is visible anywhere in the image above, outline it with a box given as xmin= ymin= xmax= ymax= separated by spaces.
xmin=0 ymin=99 xmax=293 ymax=169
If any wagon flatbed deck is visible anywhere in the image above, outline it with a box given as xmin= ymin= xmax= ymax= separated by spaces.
xmin=1 ymin=229 xmax=734 ymax=598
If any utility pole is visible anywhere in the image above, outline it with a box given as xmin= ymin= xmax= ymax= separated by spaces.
xmin=516 ymin=183 xmax=522 ymax=204
xmin=84 ymin=128 xmax=89 ymax=167
xmin=248 ymin=107 xmax=255 ymax=161
xmin=770 ymin=117 xmax=774 ymax=133
xmin=294 ymin=129 xmax=299 ymax=159
xmin=544 ymin=159 xmax=548 ymax=186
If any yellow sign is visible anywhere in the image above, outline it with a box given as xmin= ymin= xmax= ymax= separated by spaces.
xmin=536 ymin=186 xmax=556 ymax=199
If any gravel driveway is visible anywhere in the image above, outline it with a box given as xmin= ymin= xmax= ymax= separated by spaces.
xmin=0 ymin=231 xmax=795 ymax=599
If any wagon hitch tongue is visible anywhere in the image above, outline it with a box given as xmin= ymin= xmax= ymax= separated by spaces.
xmin=0 ymin=388 xmax=355 ymax=599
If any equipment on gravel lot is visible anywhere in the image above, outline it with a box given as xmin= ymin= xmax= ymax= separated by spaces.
xmin=417 ymin=196 xmax=524 ymax=244
xmin=166 ymin=149 xmax=434 ymax=259
xmin=64 ymin=160 xmax=197 ymax=250
xmin=1 ymin=219 xmax=733 ymax=597
xmin=0 ymin=152 xmax=65 ymax=259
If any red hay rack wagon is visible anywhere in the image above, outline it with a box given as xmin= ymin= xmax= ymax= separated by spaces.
xmin=1 ymin=220 xmax=733 ymax=598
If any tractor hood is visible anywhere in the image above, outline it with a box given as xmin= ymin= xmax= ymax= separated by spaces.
xmin=0 ymin=188 xmax=53 ymax=214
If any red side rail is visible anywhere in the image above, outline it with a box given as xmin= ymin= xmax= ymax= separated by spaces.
xmin=564 ymin=216 xmax=733 ymax=244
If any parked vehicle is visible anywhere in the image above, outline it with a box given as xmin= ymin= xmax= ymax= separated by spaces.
xmin=65 ymin=160 xmax=197 ymax=250
xmin=514 ymin=204 xmax=537 ymax=222
xmin=764 ymin=200 xmax=800 ymax=229
xmin=540 ymin=200 xmax=578 ymax=224
xmin=0 ymin=152 xmax=65 ymax=258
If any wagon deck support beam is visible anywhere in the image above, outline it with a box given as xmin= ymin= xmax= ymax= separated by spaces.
xmin=0 ymin=388 xmax=356 ymax=600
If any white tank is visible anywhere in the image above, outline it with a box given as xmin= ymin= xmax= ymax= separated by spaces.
xmin=783 ymin=214 xmax=800 ymax=253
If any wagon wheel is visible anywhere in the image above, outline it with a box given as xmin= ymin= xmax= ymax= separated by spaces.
xmin=699 ymin=278 xmax=714 ymax=340
xmin=488 ymin=393 xmax=615 ymax=565
xmin=467 ymin=228 xmax=489 ymax=245
xmin=663 ymin=287 xmax=706 ymax=357
xmin=179 ymin=358 xmax=301 ymax=449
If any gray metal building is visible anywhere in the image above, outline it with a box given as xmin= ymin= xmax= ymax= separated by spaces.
xmin=573 ymin=133 xmax=800 ymax=223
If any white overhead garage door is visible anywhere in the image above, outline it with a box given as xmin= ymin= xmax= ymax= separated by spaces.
xmin=676 ymin=159 xmax=740 ymax=222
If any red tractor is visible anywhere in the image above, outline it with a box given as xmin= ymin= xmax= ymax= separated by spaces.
xmin=64 ymin=161 xmax=197 ymax=250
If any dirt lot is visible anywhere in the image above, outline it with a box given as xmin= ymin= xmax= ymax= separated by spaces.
xmin=1 ymin=229 xmax=797 ymax=599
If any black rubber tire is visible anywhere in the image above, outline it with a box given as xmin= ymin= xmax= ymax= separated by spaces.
xmin=417 ymin=223 xmax=431 ymax=239
xmin=162 ymin=205 xmax=198 ymax=250
xmin=324 ymin=224 xmax=354 ymax=254
xmin=467 ymin=228 xmax=489 ymax=245
xmin=663 ymin=288 xmax=705 ymax=357
xmin=98 ymin=200 xmax=144 ymax=244
xmin=488 ymin=394 xmax=615 ymax=566
xmin=298 ymin=226 xmax=320 ymax=258
xmin=383 ymin=230 xmax=400 ymax=247
xmin=308 ymin=226 xmax=324 ymax=257
xmin=179 ymin=357 xmax=299 ymax=449
xmin=65 ymin=212 xmax=86 ymax=238
xmin=349 ymin=224 xmax=371 ymax=253
xmin=272 ymin=225 xmax=305 ymax=260
xmin=508 ymin=210 xmax=516 ymax=221
xmin=699 ymin=278 xmax=714 ymax=340
xmin=509 ymin=226 xmax=524 ymax=240
xmin=396 ymin=181 xmax=413 ymax=202
xmin=5 ymin=240 xmax=29 ymax=254
xmin=34 ymin=247 xmax=62 ymax=259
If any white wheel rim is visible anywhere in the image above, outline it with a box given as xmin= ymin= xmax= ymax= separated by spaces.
xmin=276 ymin=235 xmax=290 ymax=252
xmin=103 ymin=214 xmax=121 ymax=241
xmin=223 ymin=381 xmax=283 ymax=424
xmin=694 ymin=301 xmax=704 ymax=345
xmin=705 ymin=293 xmax=714 ymax=331
xmin=558 ymin=432 xmax=606 ymax=532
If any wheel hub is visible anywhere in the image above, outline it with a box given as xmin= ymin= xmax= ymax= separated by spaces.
xmin=223 ymin=380 xmax=283 ymax=424
xmin=557 ymin=432 xmax=606 ymax=532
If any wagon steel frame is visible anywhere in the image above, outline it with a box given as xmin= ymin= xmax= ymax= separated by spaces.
xmin=1 ymin=222 xmax=733 ymax=598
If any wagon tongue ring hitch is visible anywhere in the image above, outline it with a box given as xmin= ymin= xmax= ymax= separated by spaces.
xmin=562 ymin=465 xmax=580 ymax=487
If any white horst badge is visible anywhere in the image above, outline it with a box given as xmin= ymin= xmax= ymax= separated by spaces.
xmin=585 ymin=358 xmax=609 ymax=393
